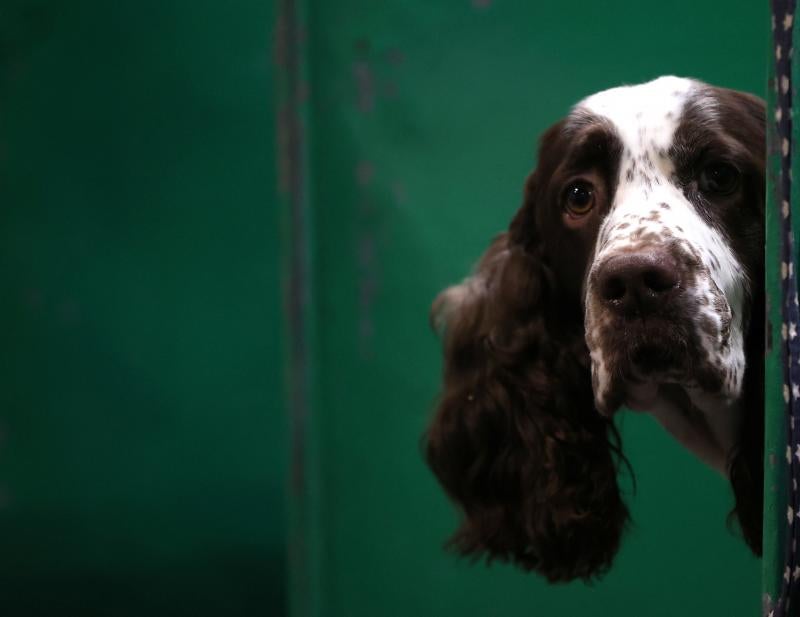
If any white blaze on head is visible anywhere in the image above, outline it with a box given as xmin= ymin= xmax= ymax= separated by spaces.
xmin=579 ymin=75 xmax=696 ymax=153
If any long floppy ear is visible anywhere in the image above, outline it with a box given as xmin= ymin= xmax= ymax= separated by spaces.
xmin=727 ymin=282 xmax=764 ymax=556
xmin=722 ymin=87 xmax=765 ymax=556
xmin=425 ymin=153 xmax=631 ymax=583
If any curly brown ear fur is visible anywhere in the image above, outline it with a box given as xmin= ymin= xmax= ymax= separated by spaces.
xmin=425 ymin=168 xmax=631 ymax=583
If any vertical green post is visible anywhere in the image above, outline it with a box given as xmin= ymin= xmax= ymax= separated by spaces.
xmin=764 ymin=41 xmax=789 ymax=610
xmin=763 ymin=5 xmax=800 ymax=612
xmin=276 ymin=1 xmax=321 ymax=616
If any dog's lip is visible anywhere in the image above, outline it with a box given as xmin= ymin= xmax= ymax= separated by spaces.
xmin=620 ymin=362 xmax=687 ymax=412
xmin=624 ymin=379 xmax=659 ymax=411
xmin=622 ymin=378 xmax=689 ymax=413
xmin=593 ymin=332 xmax=691 ymax=415
xmin=598 ymin=379 xmax=686 ymax=417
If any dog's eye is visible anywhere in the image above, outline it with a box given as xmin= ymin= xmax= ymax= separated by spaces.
xmin=699 ymin=161 xmax=740 ymax=196
xmin=564 ymin=181 xmax=595 ymax=216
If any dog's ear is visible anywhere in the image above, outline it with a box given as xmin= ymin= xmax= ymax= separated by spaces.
xmin=711 ymin=87 xmax=765 ymax=556
xmin=726 ymin=255 xmax=764 ymax=557
xmin=727 ymin=88 xmax=765 ymax=556
xmin=425 ymin=126 xmax=631 ymax=582
xmin=728 ymin=401 xmax=764 ymax=556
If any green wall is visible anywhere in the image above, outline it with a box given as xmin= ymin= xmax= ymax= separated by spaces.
xmin=299 ymin=1 xmax=767 ymax=616
xmin=0 ymin=2 xmax=284 ymax=615
xmin=0 ymin=1 xmax=769 ymax=615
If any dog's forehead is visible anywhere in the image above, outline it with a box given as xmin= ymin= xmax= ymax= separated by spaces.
xmin=573 ymin=76 xmax=701 ymax=150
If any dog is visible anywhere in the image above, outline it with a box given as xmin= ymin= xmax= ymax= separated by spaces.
xmin=424 ymin=76 xmax=765 ymax=582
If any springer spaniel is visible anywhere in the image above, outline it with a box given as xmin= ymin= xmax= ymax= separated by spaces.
xmin=425 ymin=76 xmax=765 ymax=582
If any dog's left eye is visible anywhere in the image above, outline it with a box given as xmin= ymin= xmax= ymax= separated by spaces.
xmin=699 ymin=161 xmax=740 ymax=196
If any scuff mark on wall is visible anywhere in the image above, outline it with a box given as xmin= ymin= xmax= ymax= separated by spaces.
xmin=356 ymin=160 xmax=374 ymax=187
xmin=276 ymin=3 xmax=321 ymax=613
xmin=354 ymin=157 xmax=380 ymax=358
xmin=353 ymin=61 xmax=375 ymax=113
xmin=357 ymin=232 xmax=378 ymax=352
xmin=350 ymin=39 xmax=410 ymax=357
xmin=385 ymin=48 xmax=405 ymax=68
xmin=391 ymin=181 xmax=408 ymax=207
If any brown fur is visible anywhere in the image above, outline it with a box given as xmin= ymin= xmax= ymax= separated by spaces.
xmin=425 ymin=138 xmax=631 ymax=581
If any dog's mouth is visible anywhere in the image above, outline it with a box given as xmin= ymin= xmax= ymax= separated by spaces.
xmin=621 ymin=318 xmax=691 ymax=374
xmin=593 ymin=319 xmax=695 ymax=415
xmin=587 ymin=275 xmax=744 ymax=416
xmin=596 ymin=326 xmax=731 ymax=416
xmin=628 ymin=338 xmax=688 ymax=374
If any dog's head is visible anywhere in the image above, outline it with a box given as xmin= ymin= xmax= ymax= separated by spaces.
xmin=425 ymin=77 xmax=765 ymax=582
xmin=575 ymin=78 xmax=765 ymax=417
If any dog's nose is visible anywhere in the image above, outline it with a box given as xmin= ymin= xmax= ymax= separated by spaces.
xmin=595 ymin=252 xmax=680 ymax=316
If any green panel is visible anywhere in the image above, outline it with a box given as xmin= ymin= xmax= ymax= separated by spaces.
xmin=304 ymin=2 xmax=766 ymax=616
xmin=0 ymin=2 xmax=284 ymax=615
xmin=763 ymin=20 xmax=788 ymax=609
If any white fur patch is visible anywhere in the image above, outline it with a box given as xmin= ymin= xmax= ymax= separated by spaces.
xmin=579 ymin=76 xmax=692 ymax=153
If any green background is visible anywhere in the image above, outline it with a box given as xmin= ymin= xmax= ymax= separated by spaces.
xmin=0 ymin=1 xmax=285 ymax=614
xmin=0 ymin=1 xmax=767 ymax=616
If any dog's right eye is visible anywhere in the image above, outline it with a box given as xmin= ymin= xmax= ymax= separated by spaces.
xmin=564 ymin=181 xmax=595 ymax=216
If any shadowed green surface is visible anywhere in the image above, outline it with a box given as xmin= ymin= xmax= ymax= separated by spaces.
xmin=0 ymin=2 xmax=284 ymax=615
xmin=301 ymin=1 xmax=766 ymax=615
xmin=763 ymin=23 xmax=786 ymax=611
